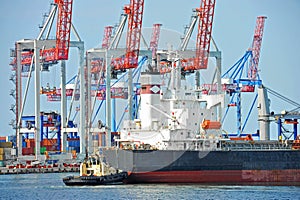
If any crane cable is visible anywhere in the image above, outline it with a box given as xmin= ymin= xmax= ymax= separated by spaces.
xmin=265 ymin=86 xmax=300 ymax=112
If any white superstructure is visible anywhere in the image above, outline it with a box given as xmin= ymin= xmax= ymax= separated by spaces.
xmin=118 ymin=52 xmax=224 ymax=150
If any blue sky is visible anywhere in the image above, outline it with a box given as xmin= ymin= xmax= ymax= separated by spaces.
xmin=0 ymin=0 xmax=299 ymax=137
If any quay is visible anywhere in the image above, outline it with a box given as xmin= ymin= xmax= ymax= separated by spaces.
xmin=0 ymin=165 xmax=79 ymax=175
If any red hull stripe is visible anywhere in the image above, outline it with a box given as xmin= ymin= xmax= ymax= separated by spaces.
xmin=125 ymin=170 xmax=300 ymax=185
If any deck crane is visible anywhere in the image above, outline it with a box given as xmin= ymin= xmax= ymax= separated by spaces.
xmin=222 ymin=16 xmax=267 ymax=137
xmin=181 ymin=0 xmax=216 ymax=74
xmin=111 ymin=0 xmax=145 ymax=72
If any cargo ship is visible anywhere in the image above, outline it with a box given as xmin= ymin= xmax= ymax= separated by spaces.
xmin=100 ymin=1 xmax=300 ymax=185
xmin=102 ymin=53 xmax=300 ymax=185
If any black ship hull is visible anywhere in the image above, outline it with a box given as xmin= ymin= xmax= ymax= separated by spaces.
xmin=63 ymin=172 xmax=128 ymax=186
xmin=103 ymin=149 xmax=300 ymax=185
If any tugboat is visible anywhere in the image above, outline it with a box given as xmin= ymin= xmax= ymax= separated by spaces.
xmin=63 ymin=154 xmax=128 ymax=186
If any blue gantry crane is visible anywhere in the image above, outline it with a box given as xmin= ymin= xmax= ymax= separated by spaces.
xmin=222 ymin=16 xmax=267 ymax=137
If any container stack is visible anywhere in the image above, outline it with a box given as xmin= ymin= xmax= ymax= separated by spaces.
xmin=66 ymin=138 xmax=80 ymax=153
xmin=0 ymin=147 xmax=4 ymax=167
xmin=41 ymin=138 xmax=58 ymax=152
xmin=0 ymin=139 xmax=13 ymax=167
xmin=22 ymin=139 xmax=35 ymax=155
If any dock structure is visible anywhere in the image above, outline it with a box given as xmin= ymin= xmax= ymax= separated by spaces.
xmin=0 ymin=165 xmax=79 ymax=175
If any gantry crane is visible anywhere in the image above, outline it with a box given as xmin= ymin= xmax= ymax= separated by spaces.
xmin=53 ymin=0 xmax=73 ymax=60
xmin=111 ymin=0 xmax=145 ymax=72
xmin=158 ymin=0 xmax=216 ymax=75
xmin=248 ymin=16 xmax=267 ymax=80
xmin=10 ymin=0 xmax=73 ymax=68
xmin=84 ymin=0 xmax=146 ymax=149
xmin=181 ymin=0 xmax=216 ymax=73
xmin=101 ymin=26 xmax=113 ymax=49
xmin=222 ymin=16 xmax=267 ymax=137
xmin=11 ymin=0 xmax=82 ymax=157
xmin=19 ymin=0 xmax=73 ymax=65
xmin=89 ymin=26 xmax=114 ymax=81
xmin=149 ymin=23 xmax=162 ymax=70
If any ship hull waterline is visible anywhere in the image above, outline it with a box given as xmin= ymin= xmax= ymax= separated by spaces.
xmin=125 ymin=170 xmax=300 ymax=185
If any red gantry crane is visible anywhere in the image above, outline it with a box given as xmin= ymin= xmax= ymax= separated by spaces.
xmin=42 ymin=0 xmax=73 ymax=61
xmin=112 ymin=0 xmax=145 ymax=72
xmin=14 ymin=0 xmax=73 ymax=66
xmin=182 ymin=0 xmax=216 ymax=73
xmin=101 ymin=26 xmax=113 ymax=49
xmin=248 ymin=16 xmax=267 ymax=80
xmin=10 ymin=0 xmax=75 ymax=156
xmin=90 ymin=26 xmax=113 ymax=77
xmin=149 ymin=23 xmax=162 ymax=61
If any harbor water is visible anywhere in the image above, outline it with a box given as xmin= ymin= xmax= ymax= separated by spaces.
xmin=0 ymin=173 xmax=299 ymax=200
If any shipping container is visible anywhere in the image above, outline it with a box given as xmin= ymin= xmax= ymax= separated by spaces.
xmin=22 ymin=141 xmax=27 ymax=148
xmin=4 ymin=148 xmax=12 ymax=159
xmin=22 ymin=147 xmax=34 ymax=155
xmin=7 ymin=135 xmax=15 ymax=142
xmin=0 ymin=136 xmax=6 ymax=141
xmin=41 ymin=139 xmax=57 ymax=146
xmin=40 ymin=147 xmax=47 ymax=154
xmin=11 ymin=148 xmax=16 ymax=156
xmin=26 ymin=139 xmax=35 ymax=148
xmin=45 ymin=145 xmax=57 ymax=151
xmin=0 ymin=154 xmax=4 ymax=160
xmin=0 ymin=148 xmax=3 ymax=155
xmin=92 ymin=134 xmax=99 ymax=140
xmin=0 ymin=142 xmax=13 ymax=148
xmin=74 ymin=146 xmax=80 ymax=153
xmin=0 ymin=161 xmax=4 ymax=167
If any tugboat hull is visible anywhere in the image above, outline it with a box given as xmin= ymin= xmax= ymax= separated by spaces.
xmin=63 ymin=172 xmax=128 ymax=186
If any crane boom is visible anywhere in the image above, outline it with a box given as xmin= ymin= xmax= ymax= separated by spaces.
xmin=248 ymin=16 xmax=267 ymax=80
xmin=180 ymin=9 xmax=198 ymax=51
xmin=16 ymin=0 xmax=73 ymax=66
xmin=195 ymin=0 xmax=216 ymax=70
xmin=54 ymin=0 xmax=73 ymax=60
xmin=111 ymin=0 xmax=145 ymax=72
xmin=124 ymin=0 xmax=145 ymax=69
xmin=149 ymin=23 xmax=162 ymax=60
xmin=102 ymin=26 xmax=113 ymax=49
xmin=182 ymin=0 xmax=216 ymax=72
xmin=109 ymin=14 xmax=128 ymax=50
